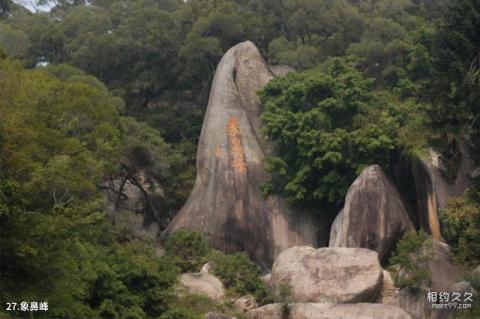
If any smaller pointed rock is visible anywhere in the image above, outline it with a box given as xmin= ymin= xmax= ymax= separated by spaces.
xmin=329 ymin=165 xmax=414 ymax=261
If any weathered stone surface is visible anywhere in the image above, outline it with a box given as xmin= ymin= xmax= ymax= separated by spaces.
xmin=450 ymin=281 xmax=476 ymax=295
xmin=388 ymin=288 xmax=448 ymax=319
xmin=387 ymin=241 xmax=463 ymax=319
xmin=247 ymin=303 xmax=412 ymax=319
xmin=412 ymin=145 xmax=475 ymax=240
xmin=260 ymin=273 xmax=271 ymax=287
xmin=424 ymin=145 xmax=475 ymax=209
xmin=427 ymin=240 xmax=460 ymax=291
xmin=376 ymin=270 xmax=398 ymax=304
xmin=291 ymin=303 xmax=412 ymax=319
xmin=163 ymin=41 xmax=322 ymax=267
xmin=247 ymin=304 xmax=283 ymax=319
xmin=473 ymin=265 xmax=480 ymax=277
xmin=329 ymin=165 xmax=414 ymax=262
xmin=388 ymin=288 xmax=430 ymax=319
xmin=200 ymin=262 xmax=213 ymax=274
xmin=392 ymin=240 xmax=460 ymax=292
xmin=270 ymin=246 xmax=383 ymax=303
xmin=177 ymin=273 xmax=225 ymax=301
xmin=205 ymin=312 xmax=236 ymax=319
xmin=234 ymin=295 xmax=257 ymax=313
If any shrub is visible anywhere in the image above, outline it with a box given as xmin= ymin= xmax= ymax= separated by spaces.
xmin=167 ymin=294 xmax=225 ymax=317
xmin=389 ymin=230 xmax=432 ymax=288
xmin=273 ymin=283 xmax=293 ymax=317
xmin=165 ymin=229 xmax=211 ymax=272
xmin=209 ymin=251 xmax=270 ymax=304
xmin=258 ymin=58 xmax=418 ymax=206
xmin=159 ymin=307 xmax=199 ymax=319
xmin=440 ymin=194 xmax=480 ymax=266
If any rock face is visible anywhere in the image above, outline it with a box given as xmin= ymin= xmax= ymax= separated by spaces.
xmin=163 ymin=41 xmax=321 ymax=267
xmin=177 ymin=273 xmax=225 ymax=301
xmin=270 ymin=246 xmax=383 ymax=303
xmin=388 ymin=288 xmax=438 ymax=319
xmin=376 ymin=270 xmax=398 ymax=304
xmin=412 ymin=145 xmax=475 ymax=240
xmin=329 ymin=165 xmax=414 ymax=262
xmin=200 ymin=262 xmax=213 ymax=274
xmin=205 ymin=313 xmax=236 ymax=319
xmin=427 ymin=240 xmax=460 ymax=291
xmin=234 ymin=295 xmax=258 ymax=313
xmin=247 ymin=303 xmax=412 ymax=319
xmin=386 ymin=240 xmax=462 ymax=319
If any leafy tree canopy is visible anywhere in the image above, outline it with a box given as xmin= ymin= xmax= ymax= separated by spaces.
xmin=260 ymin=58 xmax=424 ymax=206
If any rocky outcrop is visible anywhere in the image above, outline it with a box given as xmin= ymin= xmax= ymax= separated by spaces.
xmin=388 ymin=288 xmax=439 ymax=319
xmin=200 ymin=262 xmax=213 ymax=274
xmin=163 ymin=41 xmax=322 ymax=267
xmin=413 ymin=145 xmax=475 ymax=240
xmin=329 ymin=165 xmax=414 ymax=262
xmin=247 ymin=303 xmax=412 ymax=319
xmin=393 ymin=239 xmax=460 ymax=292
xmin=376 ymin=270 xmax=398 ymax=304
xmin=205 ymin=313 xmax=236 ymax=319
xmin=451 ymin=281 xmax=476 ymax=295
xmin=177 ymin=273 xmax=225 ymax=301
xmin=427 ymin=240 xmax=460 ymax=291
xmin=386 ymin=240 xmax=463 ymax=319
xmin=260 ymin=273 xmax=271 ymax=286
xmin=234 ymin=295 xmax=257 ymax=313
xmin=270 ymin=246 xmax=383 ymax=303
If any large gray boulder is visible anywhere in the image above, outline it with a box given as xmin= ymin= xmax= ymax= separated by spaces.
xmin=247 ymin=303 xmax=412 ymax=319
xmin=329 ymin=165 xmax=414 ymax=262
xmin=177 ymin=272 xmax=225 ymax=301
xmin=270 ymin=246 xmax=383 ymax=303
xmin=163 ymin=41 xmax=321 ymax=267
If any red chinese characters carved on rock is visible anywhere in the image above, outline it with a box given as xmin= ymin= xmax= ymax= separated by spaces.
xmin=226 ymin=117 xmax=247 ymax=172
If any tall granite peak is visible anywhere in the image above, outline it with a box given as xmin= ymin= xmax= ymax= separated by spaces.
xmin=163 ymin=41 xmax=320 ymax=268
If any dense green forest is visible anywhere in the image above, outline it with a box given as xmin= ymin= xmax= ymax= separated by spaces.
xmin=1 ymin=0 xmax=480 ymax=318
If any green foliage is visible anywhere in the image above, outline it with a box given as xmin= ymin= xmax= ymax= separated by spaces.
xmin=80 ymin=242 xmax=180 ymax=319
xmin=2 ymin=0 xmax=479 ymax=317
xmin=423 ymin=0 xmax=480 ymax=160
xmin=0 ymin=23 xmax=30 ymax=60
xmin=210 ymin=251 xmax=270 ymax=304
xmin=273 ymin=283 xmax=293 ymax=317
xmin=260 ymin=58 xmax=421 ymax=205
xmin=0 ymin=57 xmax=182 ymax=319
xmin=165 ymin=229 xmax=212 ymax=273
xmin=389 ymin=230 xmax=432 ymax=288
xmin=440 ymin=193 xmax=480 ymax=267
xmin=165 ymin=294 xmax=222 ymax=319
xmin=164 ymin=229 xmax=269 ymax=305
xmin=159 ymin=308 xmax=199 ymax=319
